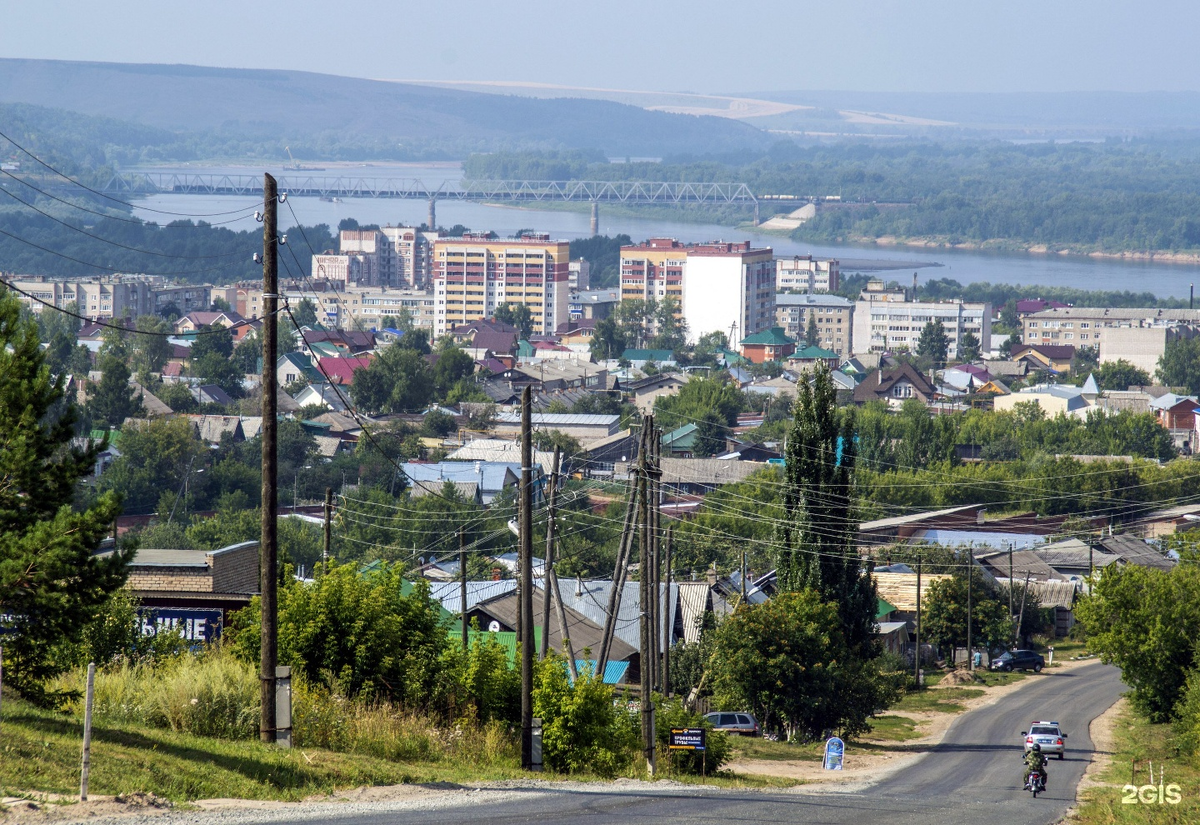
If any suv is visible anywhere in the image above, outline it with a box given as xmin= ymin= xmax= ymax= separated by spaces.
xmin=703 ymin=712 xmax=759 ymax=736
xmin=1023 ymin=721 xmax=1067 ymax=759
xmin=990 ymin=649 xmax=1045 ymax=672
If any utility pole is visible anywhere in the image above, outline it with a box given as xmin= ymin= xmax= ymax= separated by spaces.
xmin=460 ymin=528 xmax=468 ymax=652
xmin=539 ymin=448 xmax=561 ymax=660
xmin=259 ymin=172 xmax=279 ymax=745
xmin=663 ymin=524 xmax=673 ymax=698
xmin=741 ymin=551 xmax=747 ymax=603
xmin=914 ymin=555 xmax=922 ymax=689
xmin=597 ymin=425 xmax=646 ymax=675
xmin=637 ymin=417 xmax=655 ymax=776
xmin=1007 ymin=541 xmax=1014 ymax=622
xmin=966 ymin=546 xmax=974 ymax=671
xmin=322 ymin=487 xmax=332 ymax=576
xmin=1016 ymin=570 xmax=1032 ymax=644
xmin=648 ymin=426 xmax=660 ymax=692
xmin=519 ymin=387 xmax=534 ymax=771
xmin=549 ymin=552 xmax=578 ymax=681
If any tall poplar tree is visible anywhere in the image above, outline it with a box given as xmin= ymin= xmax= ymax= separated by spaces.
xmin=775 ymin=364 xmax=878 ymax=654
xmin=0 ymin=290 xmax=131 ymax=699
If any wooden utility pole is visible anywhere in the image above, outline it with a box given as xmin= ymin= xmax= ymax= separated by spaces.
xmin=549 ymin=562 xmax=578 ymax=681
xmin=519 ymin=387 xmax=534 ymax=770
xmin=741 ymin=551 xmax=747 ymax=602
xmin=637 ymin=419 xmax=655 ymax=776
xmin=1007 ymin=541 xmax=1014 ymax=621
xmin=460 ymin=528 xmax=468 ymax=652
xmin=1016 ymin=570 xmax=1032 ymax=643
xmin=323 ymin=487 xmax=333 ymax=576
xmin=539 ymin=448 xmax=561 ymax=660
xmin=648 ymin=426 xmax=660 ymax=692
xmin=663 ymin=525 xmax=673 ymax=698
xmin=259 ymin=173 xmax=279 ymax=745
xmin=597 ymin=425 xmax=646 ymax=675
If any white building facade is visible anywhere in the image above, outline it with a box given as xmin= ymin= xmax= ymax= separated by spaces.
xmin=852 ymin=299 xmax=991 ymax=358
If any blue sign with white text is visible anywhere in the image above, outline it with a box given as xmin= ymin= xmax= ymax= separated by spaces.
xmin=824 ymin=736 xmax=845 ymax=770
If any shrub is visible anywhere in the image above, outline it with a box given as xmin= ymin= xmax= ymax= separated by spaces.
xmin=654 ymin=696 xmax=730 ymax=774
xmin=533 ymin=654 xmax=637 ymax=776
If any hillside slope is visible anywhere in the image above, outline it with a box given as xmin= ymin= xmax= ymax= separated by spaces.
xmin=0 ymin=59 xmax=770 ymax=157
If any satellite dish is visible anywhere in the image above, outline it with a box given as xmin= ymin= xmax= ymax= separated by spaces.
xmin=488 ymin=620 xmax=501 ymax=632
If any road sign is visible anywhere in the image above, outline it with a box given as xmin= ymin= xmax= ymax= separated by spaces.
xmin=670 ymin=728 xmax=706 ymax=751
xmin=824 ymin=736 xmax=845 ymax=770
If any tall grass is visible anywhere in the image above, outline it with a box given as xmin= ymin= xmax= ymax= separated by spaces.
xmin=51 ymin=647 xmax=517 ymax=767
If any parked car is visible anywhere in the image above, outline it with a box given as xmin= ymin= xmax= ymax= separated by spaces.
xmin=990 ymin=649 xmax=1045 ymax=672
xmin=1023 ymin=720 xmax=1067 ymax=759
xmin=703 ymin=711 xmax=759 ymax=736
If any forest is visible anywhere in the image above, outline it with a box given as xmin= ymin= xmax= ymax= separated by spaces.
xmin=463 ymin=141 xmax=1200 ymax=255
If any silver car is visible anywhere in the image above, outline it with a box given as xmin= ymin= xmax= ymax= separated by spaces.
xmin=703 ymin=711 xmax=759 ymax=736
xmin=1023 ymin=721 xmax=1066 ymax=759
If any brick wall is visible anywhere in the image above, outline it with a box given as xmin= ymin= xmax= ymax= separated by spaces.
xmin=126 ymin=567 xmax=212 ymax=593
xmin=211 ymin=542 xmax=260 ymax=594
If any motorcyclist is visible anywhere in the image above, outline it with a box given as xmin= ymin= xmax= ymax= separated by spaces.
xmin=1023 ymin=743 xmax=1048 ymax=791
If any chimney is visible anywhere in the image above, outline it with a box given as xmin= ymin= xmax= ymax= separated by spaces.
xmin=912 ymin=272 xmax=918 ymax=301
xmin=706 ymin=561 xmax=718 ymax=586
xmin=575 ymin=574 xmax=583 ymax=597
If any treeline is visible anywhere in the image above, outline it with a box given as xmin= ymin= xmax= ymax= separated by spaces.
xmin=0 ymin=207 xmax=335 ymax=283
xmin=463 ymin=141 xmax=1200 ymax=254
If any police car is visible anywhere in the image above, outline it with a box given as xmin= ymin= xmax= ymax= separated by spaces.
xmin=1022 ymin=721 xmax=1067 ymax=759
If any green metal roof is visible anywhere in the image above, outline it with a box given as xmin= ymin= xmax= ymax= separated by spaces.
xmin=739 ymin=327 xmax=795 ymax=346
xmin=661 ymin=422 xmax=698 ymax=449
xmin=876 ymin=597 xmax=899 ymax=619
xmin=621 ymin=348 xmax=674 ymax=362
xmin=791 ymin=345 xmax=840 ymax=360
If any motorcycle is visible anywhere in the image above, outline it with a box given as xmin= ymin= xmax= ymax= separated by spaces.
xmin=1025 ymin=770 xmax=1045 ymax=798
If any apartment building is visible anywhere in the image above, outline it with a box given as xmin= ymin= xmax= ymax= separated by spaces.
xmin=6 ymin=274 xmax=211 ymax=320
xmin=432 ymin=233 xmax=570 ymax=337
xmin=775 ymin=293 xmax=854 ymax=357
xmin=568 ymin=258 xmax=591 ymax=291
xmin=619 ymin=238 xmax=776 ymax=342
xmin=775 ymin=255 xmax=840 ymax=293
xmin=236 ymin=281 xmax=435 ymax=331
xmin=380 ymin=226 xmax=441 ymax=288
xmin=852 ymin=296 xmax=991 ymax=358
xmin=1022 ymin=307 xmax=1200 ymax=348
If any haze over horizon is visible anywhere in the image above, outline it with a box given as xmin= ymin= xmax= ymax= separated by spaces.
xmin=4 ymin=0 xmax=1197 ymax=97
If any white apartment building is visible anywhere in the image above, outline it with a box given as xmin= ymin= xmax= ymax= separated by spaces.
xmin=775 ymin=255 xmax=840 ymax=293
xmin=1022 ymin=306 xmax=1200 ymax=374
xmin=775 ymin=293 xmax=854 ymax=357
xmin=569 ymin=258 xmax=591 ymax=291
xmin=236 ymin=282 xmax=435 ymax=331
xmin=380 ymin=226 xmax=441 ymax=288
xmin=6 ymin=274 xmax=211 ymax=320
xmin=312 ymin=227 xmax=442 ymax=289
xmin=618 ymin=238 xmax=776 ymax=344
xmin=853 ymin=298 xmax=991 ymax=358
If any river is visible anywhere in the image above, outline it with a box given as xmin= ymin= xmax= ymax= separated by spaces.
xmin=126 ymin=162 xmax=1200 ymax=299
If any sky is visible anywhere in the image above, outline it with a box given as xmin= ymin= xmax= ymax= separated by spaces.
xmin=4 ymin=0 xmax=1198 ymax=95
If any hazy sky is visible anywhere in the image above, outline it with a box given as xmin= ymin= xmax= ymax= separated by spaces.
xmin=5 ymin=0 xmax=1197 ymax=95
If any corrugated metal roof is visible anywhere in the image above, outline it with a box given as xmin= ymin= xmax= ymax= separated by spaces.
xmin=913 ymin=529 xmax=1049 ymax=551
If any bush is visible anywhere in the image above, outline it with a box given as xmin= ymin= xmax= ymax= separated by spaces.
xmin=654 ymin=696 xmax=730 ymax=774
xmin=533 ymin=654 xmax=638 ymax=776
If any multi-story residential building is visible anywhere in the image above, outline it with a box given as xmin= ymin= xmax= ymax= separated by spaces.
xmin=568 ymin=288 xmax=621 ymax=321
xmin=775 ymin=254 xmax=840 ymax=293
xmin=6 ymin=274 xmax=211 ymax=320
xmin=311 ymin=227 xmax=441 ymax=289
xmin=432 ymin=233 xmax=570 ymax=337
xmin=568 ymin=259 xmax=591 ymax=291
xmin=618 ymin=238 xmax=776 ymax=343
xmin=236 ymin=280 xmax=435 ymax=331
xmin=1021 ymin=308 xmax=1200 ymax=369
xmin=380 ymin=226 xmax=441 ymax=288
xmin=311 ymin=251 xmax=373 ymax=286
xmin=852 ymin=297 xmax=991 ymax=358
xmin=775 ymin=293 xmax=854 ymax=358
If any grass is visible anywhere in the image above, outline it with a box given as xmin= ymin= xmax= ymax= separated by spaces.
xmin=893 ymin=687 xmax=985 ymax=714
xmin=0 ymin=696 xmax=524 ymax=803
xmin=860 ymin=715 xmax=923 ymax=743
xmin=1070 ymin=706 xmax=1200 ymax=825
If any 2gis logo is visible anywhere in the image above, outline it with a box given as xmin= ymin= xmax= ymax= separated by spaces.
xmin=1121 ymin=782 xmax=1182 ymax=805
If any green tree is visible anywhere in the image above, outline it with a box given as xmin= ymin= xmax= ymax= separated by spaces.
xmin=654 ymin=376 xmax=743 ymax=433
xmin=1076 ymin=562 xmax=1200 ymax=722
xmin=349 ymin=343 xmax=433 ymax=414
xmin=649 ymin=296 xmax=688 ymax=352
xmin=775 ymin=365 xmax=877 ymax=655
xmin=431 ymin=342 xmax=476 ymax=400
xmin=189 ymin=325 xmax=244 ymax=398
xmin=589 ymin=316 xmax=628 ymax=361
xmin=1093 ymin=359 xmax=1151 ymax=391
xmin=87 ymin=356 xmax=143 ymax=429
xmin=921 ymin=571 xmax=1018 ymax=661
xmin=1157 ymin=336 xmax=1200 ymax=394
xmin=131 ymin=315 xmax=172 ymax=376
xmin=292 ymin=298 xmax=319 ymax=329
xmin=533 ymin=652 xmax=638 ymax=776
xmin=615 ymin=298 xmax=652 ymax=349
xmin=0 ymin=290 xmax=130 ymax=698
xmin=711 ymin=591 xmax=903 ymax=741
xmin=957 ymin=329 xmax=981 ymax=363
xmin=493 ymin=303 xmax=534 ymax=338
xmin=916 ymin=319 xmax=950 ymax=369
xmin=805 ymin=313 xmax=819 ymax=348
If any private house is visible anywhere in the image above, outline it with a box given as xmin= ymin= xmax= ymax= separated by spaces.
xmin=993 ymin=384 xmax=1090 ymax=417
xmin=300 ymin=329 xmax=375 ymax=356
xmin=278 ymin=352 xmax=323 ymax=388
xmin=1149 ymin=393 xmax=1199 ymax=449
xmin=317 ymin=355 xmax=373 ymax=386
xmin=625 ymin=373 xmax=687 ymax=414
xmin=1097 ymin=534 xmax=1177 ymax=571
xmin=555 ymin=318 xmax=597 ymax=346
xmin=661 ymin=423 xmax=701 ymax=457
xmin=492 ymin=412 xmax=620 ymax=442
xmin=851 ymin=363 xmax=938 ymax=408
xmin=293 ymin=383 xmax=348 ymax=412
xmin=192 ymin=384 xmax=234 ymax=406
xmin=101 ymin=541 xmax=261 ymax=643
xmin=739 ymin=327 xmax=796 ymax=364
xmin=187 ymin=414 xmax=245 ymax=445
xmin=620 ymin=349 xmax=677 ymax=369
xmin=614 ymin=457 xmax=768 ymax=495
xmin=579 ymin=429 xmax=638 ymax=478
xmin=1011 ymin=344 xmax=1076 ymax=374
xmin=401 ymin=461 xmax=544 ymax=505
xmin=451 ymin=319 xmax=520 ymax=353
xmin=787 ymin=345 xmax=840 ymax=371
xmin=174 ymin=311 xmax=246 ymax=335
xmin=859 ymin=504 xmax=988 ymax=546
xmin=1129 ymin=503 xmax=1200 ymax=539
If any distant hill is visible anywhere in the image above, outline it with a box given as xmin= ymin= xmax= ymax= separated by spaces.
xmin=0 ymin=59 xmax=770 ymax=158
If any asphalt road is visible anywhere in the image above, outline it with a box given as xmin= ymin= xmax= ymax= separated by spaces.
xmin=217 ymin=663 xmax=1126 ymax=825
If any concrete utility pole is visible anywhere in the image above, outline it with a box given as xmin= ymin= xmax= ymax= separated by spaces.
xmin=597 ymin=425 xmax=646 ymax=675
xmin=260 ymin=173 xmax=279 ymax=745
xmin=914 ymin=555 xmax=922 ymax=689
xmin=539 ymin=448 xmax=561 ymax=660
xmin=519 ymin=387 xmax=534 ymax=770
xmin=1007 ymin=541 xmax=1014 ymax=623
xmin=966 ymin=546 xmax=974 ymax=670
